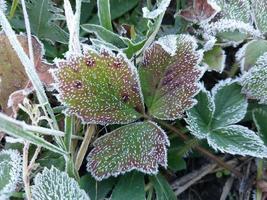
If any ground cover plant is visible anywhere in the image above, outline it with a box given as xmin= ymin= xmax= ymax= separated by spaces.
xmin=1 ymin=0 xmax=267 ymax=199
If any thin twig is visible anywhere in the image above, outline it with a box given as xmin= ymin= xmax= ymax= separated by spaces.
xmin=23 ymin=142 xmax=31 ymax=200
xmin=75 ymin=125 xmax=96 ymax=170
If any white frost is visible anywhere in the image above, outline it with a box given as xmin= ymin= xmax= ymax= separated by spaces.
xmin=142 ymin=0 xmax=171 ymax=19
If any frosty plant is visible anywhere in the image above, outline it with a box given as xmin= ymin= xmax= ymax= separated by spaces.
xmin=1 ymin=0 xmax=267 ymax=199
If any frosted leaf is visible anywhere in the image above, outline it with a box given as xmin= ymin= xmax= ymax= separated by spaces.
xmin=179 ymin=0 xmax=221 ymax=23
xmin=0 ymin=150 xmax=22 ymax=200
xmin=186 ymin=81 xmax=267 ymax=158
xmin=208 ymin=125 xmax=267 ymax=158
xmin=0 ymin=33 xmax=54 ymax=117
xmin=253 ymin=109 xmax=267 ymax=144
xmin=0 ymin=0 xmax=6 ymax=12
xmin=241 ymin=53 xmax=267 ymax=104
xmin=211 ymin=79 xmax=248 ymax=128
xmin=32 ymin=166 xmax=90 ymax=200
xmin=203 ymin=45 xmax=226 ymax=73
xmin=53 ymin=48 xmax=144 ymax=124
xmin=87 ymin=121 xmax=169 ymax=181
xmin=202 ymin=19 xmax=261 ymax=45
xmin=155 ymin=35 xmax=177 ymax=56
xmin=236 ymin=39 xmax=267 ymax=72
xmin=251 ymin=0 xmax=267 ymax=33
xmin=142 ymin=0 xmax=171 ymax=19
xmin=202 ymin=35 xmax=217 ymax=51
xmin=214 ymin=0 xmax=251 ymax=23
xmin=139 ymin=34 xmax=203 ymax=120
xmin=185 ymin=86 xmax=215 ymax=139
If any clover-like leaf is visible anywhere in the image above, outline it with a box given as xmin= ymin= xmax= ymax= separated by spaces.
xmin=251 ymin=0 xmax=267 ymax=34
xmin=139 ymin=34 xmax=203 ymax=120
xmin=203 ymin=45 xmax=226 ymax=73
xmin=53 ymin=48 xmax=144 ymax=124
xmin=0 ymin=33 xmax=54 ymax=117
xmin=236 ymin=40 xmax=267 ymax=72
xmin=142 ymin=0 xmax=171 ymax=19
xmin=179 ymin=0 xmax=220 ymax=23
xmin=241 ymin=52 xmax=267 ymax=104
xmin=0 ymin=150 xmax=22 ymax=200
xmin=32 ymin=166 xmax=90 ymax=200
xmin=186 ymin=79 xmax=267 ymax=157
xmin=86 ymin=121 xmax=169 ymax=180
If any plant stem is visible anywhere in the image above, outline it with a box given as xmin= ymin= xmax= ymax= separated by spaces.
xmin=156 ymin=120 xmax=243 ymax=178
xmin=23 ymin=142 xmax=32 ymax=200
xmin=75 ymin=125 xmax=96 ymax=170
xmin=256 ymin=159 xmax=263 ymax=200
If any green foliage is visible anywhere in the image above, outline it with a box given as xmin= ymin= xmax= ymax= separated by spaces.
xmin=0 ymin=150 xmax=22 ymax=200
xmin=241 ymin=52 xmax=267 ymax=104
xmin=203 ymin=45 xmax=226 ymax=73
xmin=27 ymin=0 xmax=68 ymax=43
xmin=186 ymin=80 xmax=267 ymax=157
xmin=111 ymin=172 xmax=145 ymax=200
xmin=87 ymin=121 xmax=169 ymax=180
xmin=32 ymin=166 xmax=90 ymax=200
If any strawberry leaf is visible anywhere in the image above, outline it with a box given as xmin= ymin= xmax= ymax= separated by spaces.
xmin=186 ymin=79 xmax=267 ymax=157
xmin=179 ymin=0 xmax=220 ymax=23
xmin=251 ymin=0 xmax=267 ymax=33
xmin=203 ymin=45 xmax=226 ymax=73
xmin=53 ymin=48 xmax=144 ymax=124
xmin=32 ymin=166 xmax=89 ymax=200
xmin=236 ymin=39 xmax=267 ymax=72
xmin=241 ymin=52 xmax=267 ymax=104
xmin=139 ymin=34 xmax=203 ymax=120
xmin=86 ymin=121 xmax=169 ymax=180
xmin=0 ymin=150 xmax=22 ymax=199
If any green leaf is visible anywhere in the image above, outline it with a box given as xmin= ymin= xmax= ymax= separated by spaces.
xmin=214 ymin=0 xmax=250 ymax=23
xmin=186 ymin=79 xmax=267 ymax=157
xmin=81 ymin=24 xmax=127 ymax=48
xmin=27 ymin=0 xmax=68 ymax=43
xmin=97 ymin=0 xmax=113 ymax=31
xmin=53 ymin=47 xmax=144 ymax=124
xmin=149 ymin=174 xmax=176 ymax=200
xmin=211 ymin=79 xmax=248 ymax=128
xmin=0 ymin=150 xmax=22 ymax=199
xmin=241 ymin=52 xmax=267 ymax=104
xmin=236 ymin=40 xmax=267 ymax=72
xmin=186 ymin=87 xmax=215 ymax=139
xmin=202 ymin=19 xmax=260 ymax=45
xmin=208 ymin=125 xmax=267 ymax=157
xmin=79 ymin=174 xmax=117 ymax=200
xmin=139 ymin=34 xmax=203 ymax=120
xmin=110 ymin=0 xmax=139 ymax=19
xmin=203 ymin=45 xmax=226 ymax=73
xmin=167 ymin=153 xmax=186 ymax=172
xmin=253 ymin=109 xmax=267 ymax=144
xmin=86 ymin=121 xmax=169 ymax=180
xmin=0 ymin=113 xmax=67 ymax=156
xmin=32 ymin=166 xmax=90 ymax=200
xmin=251 ymin=0 xmax=267 ymax=33
xmin=111 ymin=172 xmax=145 ymax=200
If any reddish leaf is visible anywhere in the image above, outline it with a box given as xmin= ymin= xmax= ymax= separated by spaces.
xmin=0 ymin=33 xmax=54 ymax=117
xmin=179 ymin=0 xmax=220 ymax=23
xmin=139 ymin=34 xmax=203 ymax=120
xmin=53 ymin=48 xmax=144 ymax=124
